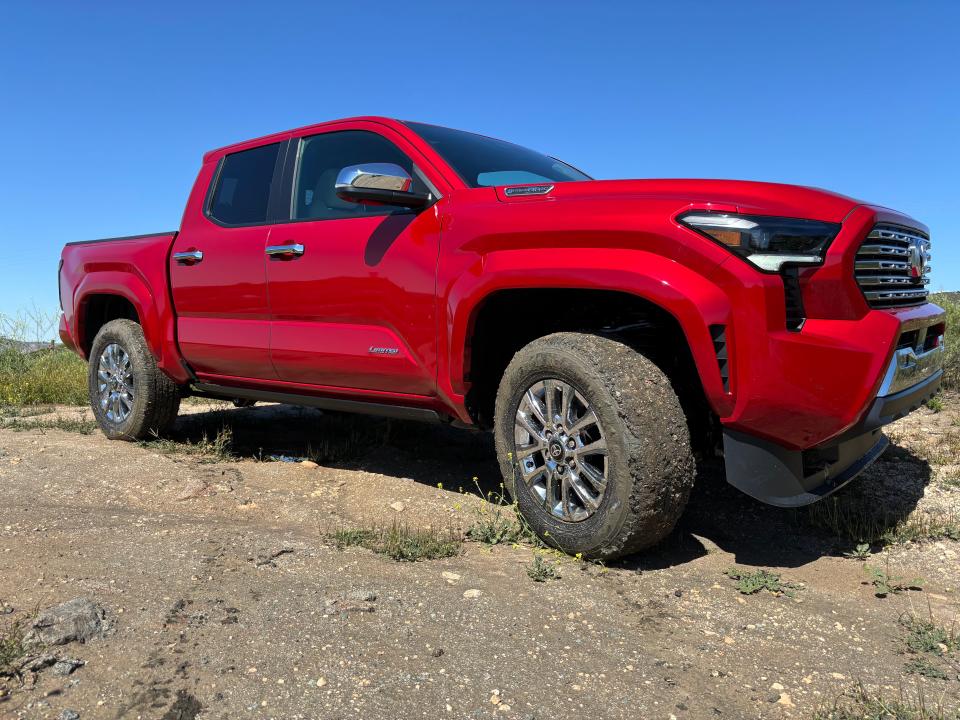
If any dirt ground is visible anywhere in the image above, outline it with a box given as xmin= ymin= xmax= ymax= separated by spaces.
xmin=1 ymin=396 xmax=958 ymax=719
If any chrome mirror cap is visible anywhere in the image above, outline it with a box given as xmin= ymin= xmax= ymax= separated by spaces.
xmin=335 ymin=163 xmax=413 ymax=193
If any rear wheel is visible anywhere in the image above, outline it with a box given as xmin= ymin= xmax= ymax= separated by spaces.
xmin=88 ymin=319 xmax=180 ymax=440
xmin=494 ymin=332 xmax=694 ymax=559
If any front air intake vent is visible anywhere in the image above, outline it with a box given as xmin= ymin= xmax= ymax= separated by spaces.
xmin=855 ymin=225 xmax=931 ymax=308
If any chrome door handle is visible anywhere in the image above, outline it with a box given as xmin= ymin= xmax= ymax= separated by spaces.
xmin=266 ymin=243 xmax=305 ymax=259
xmin=173 ymin=250 xmax=203 ymax=265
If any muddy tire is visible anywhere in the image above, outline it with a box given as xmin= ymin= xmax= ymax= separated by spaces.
xmin=88 ymin=319 xmax=180 ymax=440
xmin=494 ymin=332 xmax=695 ymax=559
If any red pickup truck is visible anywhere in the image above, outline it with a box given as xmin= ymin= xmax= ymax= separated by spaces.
xmin=59 ymin=117 xmax=945 ymax=558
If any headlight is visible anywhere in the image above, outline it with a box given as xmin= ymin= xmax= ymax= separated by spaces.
xmin=678 ymin=212 xmax=840 ymax=272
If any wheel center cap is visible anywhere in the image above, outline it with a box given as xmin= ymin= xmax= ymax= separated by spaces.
xmin=548 ymin=440 xmax=564 ymax=460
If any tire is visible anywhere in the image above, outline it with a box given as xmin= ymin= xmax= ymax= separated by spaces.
xmin=88 ymin=319 xmax=181 ymax=440
xmin=494 ymin=332 xmax=695 ymax=559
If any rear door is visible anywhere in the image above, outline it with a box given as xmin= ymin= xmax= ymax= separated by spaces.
xmin=265 ymin=126 xmax=442 ymax=395
xmin=170 ymin=140 xmax=288 ymax=380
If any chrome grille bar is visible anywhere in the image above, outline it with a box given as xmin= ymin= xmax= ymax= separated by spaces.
xmin=855 ymin=224 xmax=930 ymax=308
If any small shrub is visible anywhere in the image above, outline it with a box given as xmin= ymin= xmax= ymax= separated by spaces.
xmin=809 ymin=497 xmax=960 ymax=547
xmin=328 ymin=523 xmax=462 ymax=562
xmin=466 ymin=482 xmax=541 ymax=547
xmin=925 ymin=395 xmax=944 ymax=413
xmin=0 ymin=617 xmax=26 ymax=676
xmin=526 ymin=554 xmax=560 ymax=582
xmin=139 ymin=426 xmax=235 ymax=462
xmin=724 ymin=567 xmax=798 ymax=596
xmin=843 ymin=543 xmax=872 ymax=561
xmin=903 ymin=656 xmax=949 ymax=680
xmin=864 ymin=564 xmax=924 ymax=597
xmin=900 ymin=613 xmax=958 ymax=656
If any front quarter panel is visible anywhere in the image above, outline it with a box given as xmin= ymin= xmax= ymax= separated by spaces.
xmin=438 ymin=189 xmax=735 ymax=420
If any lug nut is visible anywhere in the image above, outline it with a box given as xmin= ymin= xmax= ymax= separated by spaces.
xmin=567 ymin=439 xmax=576 ymax=449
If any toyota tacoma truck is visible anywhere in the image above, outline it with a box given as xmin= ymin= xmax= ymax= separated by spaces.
xmin=59 ymin=117 xmax=946 ymax=558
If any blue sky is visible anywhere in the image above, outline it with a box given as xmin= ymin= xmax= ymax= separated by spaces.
xmin=1 ymin=0 xmax=957 ymax=328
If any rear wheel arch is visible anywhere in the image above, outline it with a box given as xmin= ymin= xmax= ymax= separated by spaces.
xmin=78 ymin=292 xmax=141 ymax=355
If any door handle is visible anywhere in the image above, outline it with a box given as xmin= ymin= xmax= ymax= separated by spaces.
xmin=266 ymin=243 xmax=305 ymax=259
xmin=173 ymin=250 xmax=204 ymax=265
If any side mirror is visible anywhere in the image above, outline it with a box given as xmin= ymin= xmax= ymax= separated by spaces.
xmin=335 ymin=163 xmax=432 ymax=209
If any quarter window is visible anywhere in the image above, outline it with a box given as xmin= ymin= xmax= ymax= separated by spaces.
xmin=293 ymin=131 xmax=427 ymax=221
xmin=209 ymin=143 xmax=281 ymax=226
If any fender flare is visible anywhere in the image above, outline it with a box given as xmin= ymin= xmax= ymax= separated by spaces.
xmin=440 ymin=248 xmax=735 ymax=417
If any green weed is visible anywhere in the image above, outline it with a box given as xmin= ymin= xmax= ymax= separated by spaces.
xmin=328 ymin=523 xmax=462 ymax=562
xmin=724 ymin=567 xmax=799 ymax=596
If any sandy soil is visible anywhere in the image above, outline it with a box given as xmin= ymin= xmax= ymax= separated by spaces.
xmin=1 ymin=397 xmax=958 ymax=719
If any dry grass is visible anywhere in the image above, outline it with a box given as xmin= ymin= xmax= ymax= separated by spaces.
xmin=328 ymin=522 xmax=463 ymax=562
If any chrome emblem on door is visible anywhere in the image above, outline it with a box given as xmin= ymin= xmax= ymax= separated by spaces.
xmin=369 ymin=346 xmax=399 ymax=355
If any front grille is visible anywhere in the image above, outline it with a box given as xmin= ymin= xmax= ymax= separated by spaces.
xmin=855 ymin=225 xmax=931 ymax=308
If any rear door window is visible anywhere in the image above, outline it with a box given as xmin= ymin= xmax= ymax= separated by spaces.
xmin=208 ymin=143 xmax=281 ymax=226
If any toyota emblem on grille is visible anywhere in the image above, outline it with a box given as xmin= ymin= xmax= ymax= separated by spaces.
xmin=908 ymin=237 xmax=927 ymax=280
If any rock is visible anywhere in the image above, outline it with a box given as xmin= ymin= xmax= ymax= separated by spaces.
xmin=300 ymin=460 xmax=319 ymax=469
xmin=54 ymin=657 xmax=86 ymax=676
xmin=777 ymin=694 xmax=795 ymax=708
xmin=463 ymin=589 xmax=482 ymax=599
xmin=347 ymin=589 xmax=377 ymax=602
xmin=770 ymin=682 xmax=785 ymax=691
xmin=316 ymin=677 xmax=328 ymax=687
xmin=490 ymin=694 xmax=501 ymax=705
xmin=23 ymin=654 xmax=58 ymax=672
xmin=389 ymin=501 xmax=405 ymax=512
xmin=442 ymin=571 xmax=461 ymax=584
xmin=723 ymin=636 xmax=735 ymax=645
xmin=432 ymin=647 xmax=444 ymax=658
xmin=830 ymin=672 xmax=846 ymax=680
xmin=28 ymin=598 xmax=105 ymax=646
xmin=59 ymin=711 xmax=80 ymax=720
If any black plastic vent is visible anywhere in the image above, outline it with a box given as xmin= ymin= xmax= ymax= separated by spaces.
xmin=710 ymin=324 xmax=729 ymax=393
xmin=781 ymin=267 xmax=806 ymax=332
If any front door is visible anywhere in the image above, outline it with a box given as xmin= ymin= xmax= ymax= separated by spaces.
xmin=266 ymin=128 xmax=440 ymax=396
xmin=170 ymin=141 xmax=286 ymax=380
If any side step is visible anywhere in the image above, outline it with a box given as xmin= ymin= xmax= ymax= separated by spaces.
xmin=191 ymin=382 xmax=443 ymax=423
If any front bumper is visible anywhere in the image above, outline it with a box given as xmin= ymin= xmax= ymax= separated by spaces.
xmin=723 ymin=337 xmax=944 ymax=507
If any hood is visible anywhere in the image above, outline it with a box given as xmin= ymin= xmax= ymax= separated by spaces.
xmin=496 ymin=178 xmax=863 ymax=223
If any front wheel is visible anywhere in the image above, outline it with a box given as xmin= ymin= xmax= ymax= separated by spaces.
xmin=494 ymin=332 xmax=695 ymax=559
xmin=88 ymin=319 xmax=180 ymax=440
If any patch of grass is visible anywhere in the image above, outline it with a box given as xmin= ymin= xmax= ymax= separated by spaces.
xmin=526 ymin=553 xmax=561 ymax=582
xmin=926 ymin=395 xmax=945 ymax=413
xmin=901 ymin=613 xmax=959 ymax=656
xmin=0 ymin=616 xmax=26 ymax=676
xmin=0 ymin=416 xmax=97 ymax=435
xmin=864 ymin=564 xmax=924 ymax=597
xmin=465 ymin=482 xmax=541 ymax=548
xmin=0 ymin=308 xmax=87 ymax=406
xmin=809 ymin=497 xmax=960 ymax=547
xmin=903 ymin=656 xmax=949 ymax=680
xmin=328 ymin=522 xmax=463 ymax=562
xmin=139 ymin=426 xmax=235 ymax=462
xmin=816 ymin=682 xmax=959 ymax=719
xmin=724 ymin=567 xmax=799 ymax=596
xmin=930 ymin=292 xmax=959 ymax=392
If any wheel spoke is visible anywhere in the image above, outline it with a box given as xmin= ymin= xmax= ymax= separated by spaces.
xmin=568 ymin=409 xmax=599 ymax=437
xmin=523 ymin=389 xmax=546 ymax=426
xmin=560 ymin=476 xmax=573 ymax=520
xmin=543 ymin=471 xmax=556 ymax=513
xmin=543 ymin=380 xmax=556 ymax=423
xmin=515 ymin=442 xmax=544 ymax=461
xmin=576 ymin=460 xmax=607 ymax=491
xmin=577 ymin=438 xmax=608 ymax=457
xmin=515 ymin=411 xmax=543 ymax=443
xmin=559 ymin=382 xmax=573 ymax=426
xmin=520 ymin=461 xmax=547 ymax=486
xmin=568 ymin=471 xmax=600 ymax=512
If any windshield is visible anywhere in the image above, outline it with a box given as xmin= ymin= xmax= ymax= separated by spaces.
xmin=404 ymin=121 xmax=591 ymax=188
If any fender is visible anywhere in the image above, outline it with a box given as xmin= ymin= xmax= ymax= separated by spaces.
xmin=72 ymin=267 xmax=189 ymax=384
xmin=440 ymin=248 xmax=735 ymax=418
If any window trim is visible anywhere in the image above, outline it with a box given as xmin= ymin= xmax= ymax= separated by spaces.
xmin=203 ymin=140 xmax=289 ymax=228
xmin=273 ymin=129 xmax=442 ymax=226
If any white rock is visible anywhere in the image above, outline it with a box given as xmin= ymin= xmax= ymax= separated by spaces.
xmin=390 ymin=501 xmax=406 ymax=512
xmin=463 ymin=589 xmax=482 ymax=599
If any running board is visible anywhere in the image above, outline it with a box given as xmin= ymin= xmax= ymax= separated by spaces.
xmin=191 ymin=382 xmax=443 ymax=423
